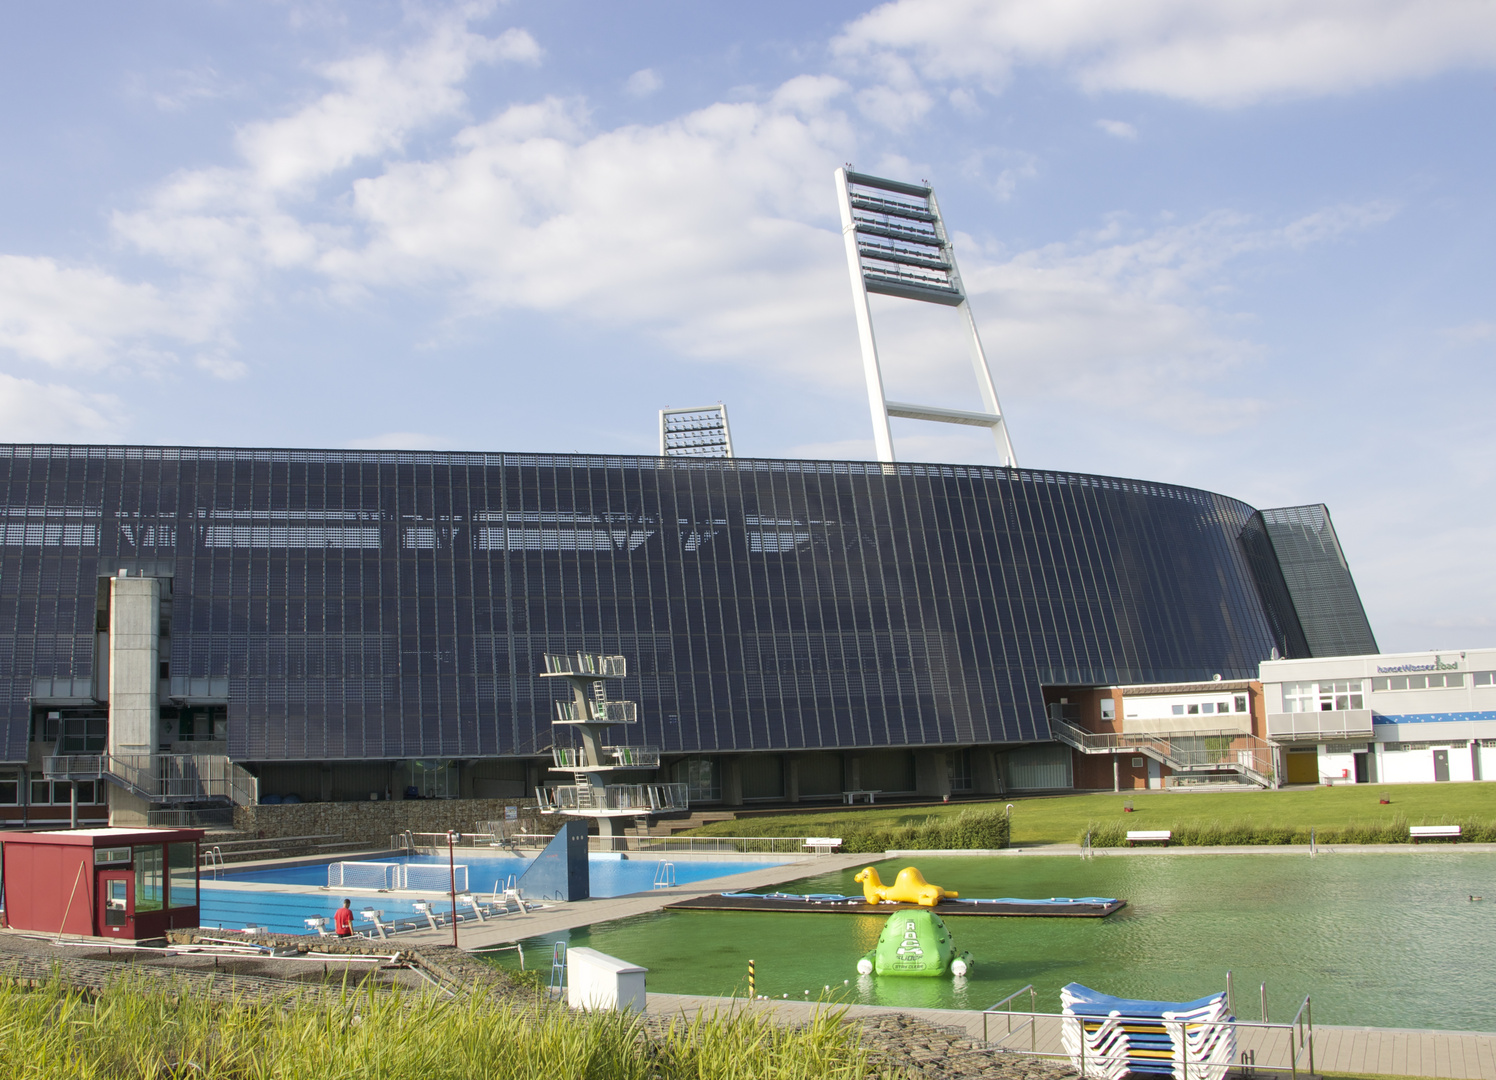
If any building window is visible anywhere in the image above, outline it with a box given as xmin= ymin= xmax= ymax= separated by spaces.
xmin=1171 ymin=705 xmax=1184 ymax=716
xmin=0 ymin=777 xmax=17 ymax=804
xmin=1282 ymin=683 xmax=1316 ymax=712
xmin=1373 ymin=673 xmax=1463 ymax=691
xmin=1131 ymin=757 xmax=1145 ymax=768
xmin=1474 ymin=672 xmax=1494 ymax=687
xmin=1100 ymin=698 xmax=1116 ymax=721
xmin=135 ymin=846 xmax=164 ymax=913
xmin=1187 ymin=704 xmax=1200 ymax=714
xmin=1201 ymin=702 xmax=1215 ymax=714
xmin=674 ymin=758 xmax=720 ymax=802
xmin=948 ymin=749 xmax=973 ymax=793
xmin=1234 ymin=695 xmax=1248 ymax=713
xmin=168 ymin=843 xmax=197 ymax=909
xmin=1284 ymin=681 xmax=1363 ymax=711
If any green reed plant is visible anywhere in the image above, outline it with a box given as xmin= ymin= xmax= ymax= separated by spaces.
xmin=0 ymin=972 xmax=877 ymax=1080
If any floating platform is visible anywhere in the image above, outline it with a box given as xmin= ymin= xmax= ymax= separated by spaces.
xmin=668 ymin=892 xmax=1125 ymax=917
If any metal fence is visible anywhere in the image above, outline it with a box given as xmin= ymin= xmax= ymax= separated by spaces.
xmin=42 ymin=753 xmax=259 ymax=805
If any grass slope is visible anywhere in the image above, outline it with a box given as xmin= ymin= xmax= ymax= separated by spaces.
xmin=686 ymin=783 xmax=1496 ymax=847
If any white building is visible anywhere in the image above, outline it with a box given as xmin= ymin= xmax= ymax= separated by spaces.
xmin=1260 ymin=649 xmax=1496 ymax=785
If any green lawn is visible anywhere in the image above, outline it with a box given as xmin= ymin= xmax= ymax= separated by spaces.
xmin=686 ymin=783 xmax=1496 ymax=846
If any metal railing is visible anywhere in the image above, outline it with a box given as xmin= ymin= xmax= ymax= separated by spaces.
xmin=620 ymin=835 xmax=836 ymax=855
xmin=551 ymin=745 xmax=660 ymax=769
xmin=554 ymin=700 xmax=638 ymax=724
xmin=542 ymin=653 xmax=626 ymax=678
xmin=42 ymin=753 xmax=258 ymax=805
xmin=981 ymin=995 xmax=1315 ymax=1080
xmin=1049 ymin=717 xmax=1276 ymax=787
xmin=536 ymin=782 xmax=688 ymax=813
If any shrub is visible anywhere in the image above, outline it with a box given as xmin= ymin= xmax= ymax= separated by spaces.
xmin=840 ymin=807 xmax=1009 ymax=852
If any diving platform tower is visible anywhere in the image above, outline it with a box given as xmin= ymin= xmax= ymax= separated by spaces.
xmin=834 ymin=167 xmax=1017 ymax=467
xmin=535 ymin=653 xmax=687 ymax=849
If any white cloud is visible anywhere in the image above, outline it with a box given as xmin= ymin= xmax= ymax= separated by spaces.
xmin=1096 ymin=118 xmax=1137 ymax=139
xmin=312 ymin=77 xmax=863 ymax=385
xmin=1442 ymin=320 xmax=1496 ymax=344
xmin=624 ymin=68 xmax=663 ymax=97
xmin=0 ymin=255 xmax=215 ymax=369
xmin=835 ymin=0 xmax=1496 ymax=107
xmin=0 ymin=372 xmax=123 ymax=440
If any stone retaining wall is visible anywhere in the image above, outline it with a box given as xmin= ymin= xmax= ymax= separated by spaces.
xmin=233 ymin=798 xmax=546 ymax=847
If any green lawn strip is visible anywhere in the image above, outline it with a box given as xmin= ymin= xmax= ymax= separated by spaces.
xmin=684 ymin=783 xmax=1496 ymax=846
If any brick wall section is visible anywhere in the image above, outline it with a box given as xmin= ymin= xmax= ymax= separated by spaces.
xmin=233 ymin=798 xmax=545 ymax=847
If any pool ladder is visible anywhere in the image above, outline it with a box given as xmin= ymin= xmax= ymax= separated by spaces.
xmin=653 ymin=861 xmax=677 ymax=889
xmin=548 ymin=942 xmax=567 ymax=997
xmin=202 ymin=846 xmax=224 ymax=879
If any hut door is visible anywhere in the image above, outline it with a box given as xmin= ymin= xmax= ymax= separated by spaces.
xmin=98 ymin=872 xmax=132 ymax=936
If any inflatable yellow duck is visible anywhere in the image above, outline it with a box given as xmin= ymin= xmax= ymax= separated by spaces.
xmin=854 ymin=866 xmax=958 ymax=908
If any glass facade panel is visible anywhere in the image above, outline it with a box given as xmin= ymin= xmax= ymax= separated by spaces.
xmin=0 ymin=445 xmax=1319 ymax=762
xmin=168 ymin=842 xmax=197 ymax=908
xmin=135 ymin=845 xmax=164 ymax=913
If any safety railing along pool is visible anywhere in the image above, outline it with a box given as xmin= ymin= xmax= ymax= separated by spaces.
xmin=392 ymin=832 xmax=834 ymax=856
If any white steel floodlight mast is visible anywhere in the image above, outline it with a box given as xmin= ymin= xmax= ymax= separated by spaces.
xmin=659 ymin=405 xmax=734 ymax=458
xmin=834 ymin=167 xmax=1017 ymax=467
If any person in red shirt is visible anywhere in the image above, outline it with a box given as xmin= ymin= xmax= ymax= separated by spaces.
xmin=334 ymin=898 xmax=354 ymax=937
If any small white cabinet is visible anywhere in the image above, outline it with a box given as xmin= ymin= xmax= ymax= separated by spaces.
xmin=566 ymin=947 xmax=648 ymax=1013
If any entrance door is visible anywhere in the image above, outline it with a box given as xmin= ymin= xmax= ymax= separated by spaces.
xmin=1432 ymin=749 xmax=1450 ymax=782
xmin=1286 ymin=748 xmax=1318 ymax=784
xmin=97 ymin=872 xmax=133 ymax=937
xmin=1353 ymin=753 xmax=1369 ymax=784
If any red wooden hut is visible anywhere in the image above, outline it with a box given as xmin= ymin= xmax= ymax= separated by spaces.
xmin=0 ymin=827 xmax=203 ymax=940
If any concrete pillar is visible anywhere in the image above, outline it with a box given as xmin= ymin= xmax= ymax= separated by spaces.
xmin=722 ymin=757 xmax=743 ymax=807
xmin=107 ymin=575 xmax=160 ymax=828
xmin=1113 ymin=754 xmax=1120 ymax=792
xmin=107 ymin=575 xmax=159 ymax=758
xmin=785 ymin=756 xmax=800 ymax=803
xmin=915 ymin=750 xmax=951 ymax=799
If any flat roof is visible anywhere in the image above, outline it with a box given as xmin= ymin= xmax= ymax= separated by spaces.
xmin=1 ymin=827 xmax=203 ymax=846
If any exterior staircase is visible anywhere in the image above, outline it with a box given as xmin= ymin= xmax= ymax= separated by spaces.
xmin=1048 ymin=716 xmax=1277 ymax=789
xmin=42 ymin=752 xmax=259 ymax=808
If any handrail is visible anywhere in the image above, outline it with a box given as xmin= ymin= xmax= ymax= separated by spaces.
xmin=983 ymin=984 xmax=1038 ymax=1048
xmin=1049 ymin=717 xmax=1275 ymax=786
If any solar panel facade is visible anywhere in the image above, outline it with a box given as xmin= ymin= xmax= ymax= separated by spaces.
xmin=0 ymin=444 xmax=1292 ymax=765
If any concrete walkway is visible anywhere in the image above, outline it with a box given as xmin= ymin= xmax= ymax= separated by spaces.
xmin=646 ymin=993 xmax=1496 ymax=1078
xmin=400 ymin=852 xmax=872 ymax=950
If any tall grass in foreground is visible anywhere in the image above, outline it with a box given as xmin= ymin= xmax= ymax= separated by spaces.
xmin=1081 ymin=816 xmax=1496 ymax=847
xmin=0 ymin=975 xmax=876 ymax=1080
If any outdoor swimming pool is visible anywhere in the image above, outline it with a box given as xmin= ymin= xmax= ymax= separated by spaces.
xmin=197 ymin=854 xmax=782 ymax=935
xmin=484 ymin=852 xmax=1496 ymax=1031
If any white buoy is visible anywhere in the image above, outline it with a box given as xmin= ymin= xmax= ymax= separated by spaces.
xmin=951 ymin=958 xmax=968 ymax=977
xmin=857 ymin=958 xmax=874 ymax=975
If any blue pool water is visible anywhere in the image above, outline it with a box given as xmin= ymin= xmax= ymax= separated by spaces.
xmin=198 ymin=855 xmax=780 ymax=934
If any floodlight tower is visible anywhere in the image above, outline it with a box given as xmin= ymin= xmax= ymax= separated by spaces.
xmin=834 ymin=167 xmax=1017 ymax=466
xmin=659 ymin=405 xmax=734 ymax=458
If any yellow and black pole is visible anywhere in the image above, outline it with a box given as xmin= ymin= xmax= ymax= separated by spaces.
xmin=748 ymin=959 xmax=755 ymax=998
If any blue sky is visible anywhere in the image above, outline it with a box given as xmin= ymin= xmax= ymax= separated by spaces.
xmin=1 ymin=1 xmax=1493 ymax=653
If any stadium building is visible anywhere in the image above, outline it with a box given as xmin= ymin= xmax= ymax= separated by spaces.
xmin=0 ymin=445 xmax=1376 ymax=826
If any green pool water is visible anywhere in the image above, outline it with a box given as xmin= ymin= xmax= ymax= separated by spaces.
xmin=489 ymin=852 xmax=1496 ymax=1031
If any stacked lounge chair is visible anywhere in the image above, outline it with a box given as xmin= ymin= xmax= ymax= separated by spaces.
xmin=1060 ymin=983 xmax=1236 ymax=1080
